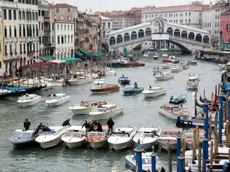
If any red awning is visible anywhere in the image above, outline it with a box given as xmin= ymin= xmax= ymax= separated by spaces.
xmin=23 ymin=61 xmax=56 ymax=68
xmin=89 ymin=49 xmax=96 ymax=53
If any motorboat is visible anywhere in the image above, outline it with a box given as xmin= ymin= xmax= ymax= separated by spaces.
xmin=143 ymin=52 xmax=149 ymax=57
xmin=171 ymin=64 xmax=183 ymax=73
xmin=35 ymin=126 xmax=69 ymax=149
xmin=155 ymin=72 xmax=174 ymax=81
xmin=158 ymin=128 xmax=184 ymax=151
xmin=162 ymin=56 xmax=180 ymax=64
xmin=186 ymin=77 xmax=199 ymax=90
xmin=125 ymin=152 xmax=165 ymax=172
xmin=89 ymin=104 xmax=123 ymax=120
xmin=129 ymin=61 xmax=145 ymax=67
xmin=161 ymin=53 xmax=168 ymax=58
xmin=158 ymin=104 xmax=190 ymax=120
xmin=45 ymin=93 xmax=70 ymax=107
xmin=68 ymin=76 xmax=93 ymax=85
xmin=118 ymin=75 xmax=130 ymax=85
xmin=188 ymin=73 xmax=200 ymax=82
xmin=86 ymin=131 xmax=108 ymax=149
xmin=188 ymin=60 xmax=198 ymax=66
xmin=8 ymin=129 xmax=37 ymax=149
xmin=169 ymin=94 xmax=187 ymax=104
xmin=153 ymin=53 xmax=159 ymax=60
xmin=182 ymin=62 xmax=190 ymax=70
xmin=217 ymin=64 xmax=226 ymax=70
xmin=61 ymin=126 xmax=86 ymax=148
xmin=108 ymin=127 xmax=137 ymax=151
xmin=184 ymin=129 xmax=204 ymax=150
xmin=152 ymin=66 xmax=163 ymax=75
xmin=133 ymin=127 xmax=162 ymax=150
xmin=93 ymin=78 xmax=106 ymax=85
xmin=90 ymin=83 xmax=120 ymax=94
xmin=142 ymin=86 xmax=166 ymax=98
xmin=69 ymin=100 xmax=107 ymax=115
xmin=123 ymin=84 xmax=144 ymax=95
xmin=161 ymin=63 xmax=172 ymax=69
xmin=17 ymin=94 xmax=41 ymax=107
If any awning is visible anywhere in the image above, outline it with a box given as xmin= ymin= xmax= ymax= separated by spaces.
xmin=49 ymin=60 xmax=66 ymax=64
xmin=93 ymin=51 xmax=105 ymax=57
xmin=63 ymin=58 xmax=81 ymax=62
xmin=24 ymin=62 xmax=56 ymax=68
xmin=80 ymin=49 xmax=92 ymax=56
xmin=41 ymin=57 xmax=54 ymax=62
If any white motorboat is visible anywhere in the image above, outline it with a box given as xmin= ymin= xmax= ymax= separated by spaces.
xmin=61 ymin=126 xmax=86 ymax=148
xmin=158 ymin=104 xmax=190 ymax=120
xmin=86 ymin=131 xmax=108 ymax=149
xmin=17 ymin=94 xmax=41 ymax=107
xmin=108 ymin=127 xmax=137 ymax=151
xmin=142 ymin=86 xmax=166 ymax=98
xmin=184 ymin=129 xmax=204 ymax=150
xmin=125 ymin=152 xmax=165 ymax=172
xmin=45 ymin=93 xmax=70 ymax=107
xmin=35 ymin=126 xmax=69 ymax=149
xmin=69 ymin=100 xmax=107 ymax=115
xmin=158 ymin=128 xmax=184 ymax=151
xmin=155 ymin=72 xmax=174 ymax=81
xmin=161 ymin=53 xmax=168 ymax=58
xmin=133 ymin=127 xmax=162 ymax=150
xmin=188 ymin=73 xmax=200 ymax=81
xmin=89 ymin=104 xmax=123 ymax=120
xmin=143 ymin=52 xmax=149 ymax=57
xmin=161 ymin=63 xmax=171 ymax=69
xmin=182 ymin=62 xmax=190 ymax=70
xmin=68 ymin=76 xmax=93 ymax=85
xmin=189 ymin=60 xmax=198 ymax=66
xmin=171 ymin=64 xmax=183 ymax=73
xmin=217 ymin=64 xmax=226 ymax=70
xmin=186 ymin=77 xmax=199 ymax=90
xmin=153 ymin=53 xmax=159 ymax=60
xmin=93 ymin=78 xmax=106 ymax=85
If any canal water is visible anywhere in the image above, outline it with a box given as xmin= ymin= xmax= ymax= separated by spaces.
xmin=0 ymin=55 xmax=222 ymax=172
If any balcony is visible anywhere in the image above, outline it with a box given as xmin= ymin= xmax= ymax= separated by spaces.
xmin=44 ymin=16 xmax=50 ymax=22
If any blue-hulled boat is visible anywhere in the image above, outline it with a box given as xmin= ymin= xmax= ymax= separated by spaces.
xmin=8 ymin=129 xmax=38 ymax=149
xmin=118 ymin=75 xmax=130 ymax=85
xmin=123 ymin=84 xmax=144 ymax=95
xmin=169 ymin=94 xmax=187 ymax=104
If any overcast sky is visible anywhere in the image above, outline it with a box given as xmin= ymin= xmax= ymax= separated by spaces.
xmin=53 ymin=0 xmax=212 ymax=12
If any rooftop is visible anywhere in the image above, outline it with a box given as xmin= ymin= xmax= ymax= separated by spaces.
xmin=54 ymin=3 xmax=74 ymax=8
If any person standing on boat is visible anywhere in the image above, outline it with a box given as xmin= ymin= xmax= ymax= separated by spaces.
xmin=107 ymin=118 xmax=114 ymax=135
xmin=134 ymin=82 xmax=138 ymax=88
xmin=24 ymin=118 xmax=31 ymax=131
xmin=82 ymin=120 xmax=90 ymax=131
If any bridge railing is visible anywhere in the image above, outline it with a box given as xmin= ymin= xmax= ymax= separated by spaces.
xmin=109 ymin=36 xmax=152 ymax=48
xmin=169 ymin=35 xmax=212 ymax=48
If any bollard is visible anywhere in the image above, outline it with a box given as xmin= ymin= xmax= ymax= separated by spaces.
xmin=228 ymin=89 xmax=230 ymax=121
xmin=202 ymin=137 xmax=209 ymax=172
xmin=178 ymin=152 xmax=185 ymax=172
xmin=177 ymin=136 xmax=182 ymax=170
xmin=151 ymin=146 xmax=156 ymax=172
xmin=203 ymin=103 xmax=209 ymax=139
xmin=168 ymin=146 xmax=172 ymax=172
xmin=134 ymin=139 xmax=144 ymax=172
xmin=219 ymin=96 xmax=224 ymax=144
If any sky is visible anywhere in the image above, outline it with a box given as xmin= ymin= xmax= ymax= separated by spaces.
xmin=52 ymin=0 xmax=212 ymax=12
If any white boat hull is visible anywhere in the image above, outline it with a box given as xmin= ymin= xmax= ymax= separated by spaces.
xmin=158 ymin=108 xmax=179 ymax=120
xmin=63 ymin=140 xmax=86 ymax=149
xmin=17 ymin=96 xmax=41 ymax=107
xmin=38 ymin=136 xmax=62 ymax=149
xmin=46 ymin=96 xmax=70 ymax=107
xmin=108 ymin=139 xmax=133 ymax=151
xmin=143 ymin=90 xmax=166 ymax=98
xmin=155 ymin=75 xmax=174 ymax=81
xmin=186 ymin=83 xmax=198 ymax=90
xmin=88 ymin=140 xmax=107 ymax=149
xmin=159 ymin=142 xmax=177 ymax=151
xmin=105 ymin=70 xmax=116 ymax=76
xmin=89 ymin=108 xmax=123 ymax=120
xmin=134 ymin=140 xmax=158 ymax=150
xmin=71 ymin=107 xmax=92 ymax=115
xmin=171 ymin=68 xmax=182 ymax=73
xmin=68 ymin=78 xmax=93 ymax=85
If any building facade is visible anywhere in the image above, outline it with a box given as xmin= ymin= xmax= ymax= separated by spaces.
xmin=0 ymin=0 xmax=39 ymax=75
xmin=141 ymin=3 xmax=209 ymax=29
xmin=38 ymin=0 xmax=55 ymax=59
xmin=0 ymin=20 xmax=3 ymax=74
xmin=100 ymin=15 xmax=113 ymax=41
xmin=220 ymin=11 xmax=230 ymax=43
xmin=54 ymin=21 xmax=75 ymax=59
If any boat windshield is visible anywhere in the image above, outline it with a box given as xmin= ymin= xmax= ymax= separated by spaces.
xmin=13 ymin=131 xmax=32 ymax=137
xmin=162 ymin=131 xmax=181 ymax=137
xmin=98 ymin=108 xmax=106 ymax=112
xmin=113 ymin=131 xmax=130 ymax=137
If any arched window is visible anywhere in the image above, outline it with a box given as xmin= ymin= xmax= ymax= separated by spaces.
xmin=14 ymin=26 xmax=17 ymax=37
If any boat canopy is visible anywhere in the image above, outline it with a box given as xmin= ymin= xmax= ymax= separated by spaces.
xmin=41 ymin=56 xmax=54 ymax=62
xmin=93 ymin=51 xmax=105 ymax=57
xmin=80 ymin=49 xmax=93 ymax=56
xmin=63 ymin=58 xmax=81 ymax=62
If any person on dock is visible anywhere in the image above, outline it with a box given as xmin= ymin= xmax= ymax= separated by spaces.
xmin=107 ymin=118 xmax=114 ymax=135
xmin=24 ymin=118 xmax=31 ymax=131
